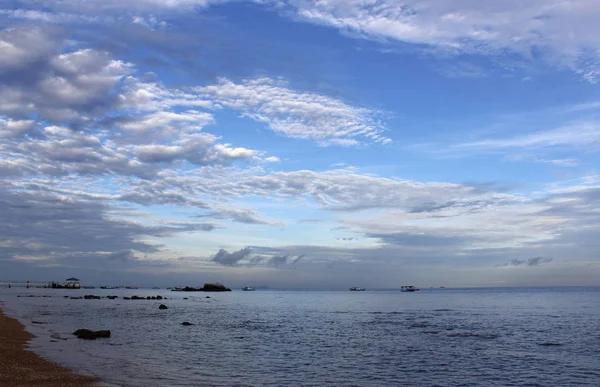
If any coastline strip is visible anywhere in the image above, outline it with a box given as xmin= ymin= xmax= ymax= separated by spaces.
xmin=0 ymin=307 xmax=99 ymax=387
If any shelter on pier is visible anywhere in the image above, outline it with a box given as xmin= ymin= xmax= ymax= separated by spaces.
xmin=51 ymin=277 xmax=81 ymax=289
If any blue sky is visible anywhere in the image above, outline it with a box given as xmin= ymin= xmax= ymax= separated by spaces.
xmin=1 ymin=0 xmax=599 ymax=288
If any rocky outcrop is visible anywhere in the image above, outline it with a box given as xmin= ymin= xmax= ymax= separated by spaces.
xmin=106 ymin=295 xmax=118 ymax=300
xmin=73 ymin=329 xmax=111 ymax=340
xmin=159 ymin=304 xmax=168 ymax=309
xmin=201 ymin=283 xmax=232 ymax=292
xmin=170 ymin=283 xmax=232 ymax=292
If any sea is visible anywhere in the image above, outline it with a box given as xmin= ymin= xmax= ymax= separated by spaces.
xmin=1 ymin=286 xmax=599 ymax=386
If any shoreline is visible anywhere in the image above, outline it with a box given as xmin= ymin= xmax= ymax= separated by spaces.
xmin=0 ymin=306 xmax=100 ymax=387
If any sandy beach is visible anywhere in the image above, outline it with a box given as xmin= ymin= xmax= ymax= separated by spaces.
xmin=0 ymin=307 xmax=99 ymax=387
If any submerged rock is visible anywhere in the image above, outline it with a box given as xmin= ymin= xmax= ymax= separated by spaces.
xmin=73 ymin=329 xmax=112 ymax=340
xmin=181 ymin=322 xmax=194 ymax=326
xmin=539 ymin=342 xmax=562 ymax=346
xmin=159 ymin=304 xmax=168 ymax=309
xmin=84 ymin=295 xmax=101 ymax=300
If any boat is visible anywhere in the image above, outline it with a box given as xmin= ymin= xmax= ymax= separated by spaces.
xmin=100 ymin=285 xmax=115 ymax=289
xmin=400 ymin=285 xmax=420 ymax=292
xmin=242 ymin=286 xmax=255 ymax=291
xmin=349 ymin=287 xmax=366 ymax=291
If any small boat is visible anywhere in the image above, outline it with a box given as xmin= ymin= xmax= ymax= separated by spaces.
xmin=349 ymin=287 xmax=366 ymax=291
xmin=400 ymin=285 xmax=420 ymax=292
xmin=242 ymin=286 xmax=255 ymax=291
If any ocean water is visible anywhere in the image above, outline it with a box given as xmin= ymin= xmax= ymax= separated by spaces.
xmin=1 ymin=287 xmax=599 ymax=386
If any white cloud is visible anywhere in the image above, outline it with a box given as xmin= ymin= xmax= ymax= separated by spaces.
xmin=267 ymin=0 xmax=600 ymax=81
xmin=458 ymin=122 xmax=600 ymax=151
xmin=195 ymin=77 xmax=390 ymax=146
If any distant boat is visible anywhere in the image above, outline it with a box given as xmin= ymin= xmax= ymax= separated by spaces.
xmin=349 ymin=287 xmax=366 ymax=291
xmin=400 ymin=285 xmax=420 ymax=292
xmin=100 ymin=285 xmax=115 ymax=289
xmin=242 ymin=286 xmax=255 ymax=291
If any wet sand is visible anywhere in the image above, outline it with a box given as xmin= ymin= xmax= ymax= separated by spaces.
xmin=0 ymin=307 xmax=99 ymax=387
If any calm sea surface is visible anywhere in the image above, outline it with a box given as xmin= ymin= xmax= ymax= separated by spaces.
xmin=1 ymin=287 xmax=599 ymax=386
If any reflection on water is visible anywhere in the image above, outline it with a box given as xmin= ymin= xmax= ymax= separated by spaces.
xmin=2 ymin=287 xmax=600 ymax=386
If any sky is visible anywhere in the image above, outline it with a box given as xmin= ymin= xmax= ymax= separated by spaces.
xmin=1 ymin=0 xmax=599 ymax=289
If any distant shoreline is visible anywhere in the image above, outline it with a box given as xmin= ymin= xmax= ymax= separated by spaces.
xmin=0 ymin=306 xmax=100 ymax=387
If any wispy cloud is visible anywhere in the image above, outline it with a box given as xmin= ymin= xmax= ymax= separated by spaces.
xmin=266 ymin=0 xmax=600 ymax=81
xmin=195 ymin=77 xmax=390 ymax=146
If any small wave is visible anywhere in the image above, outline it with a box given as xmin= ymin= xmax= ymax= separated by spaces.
xmin=538 ymin=342 xmax=562 ymax=346
xmin=447 ymin=332 xmax=499 ymax=339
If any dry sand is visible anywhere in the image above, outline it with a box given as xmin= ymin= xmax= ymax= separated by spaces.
xmin=0 ymin=307 xmax=99 ymax=387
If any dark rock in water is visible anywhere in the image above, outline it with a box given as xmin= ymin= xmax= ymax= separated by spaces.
xmin=123 ymin=297 xmax=131 ymax=300
xmin=156 ymin=295 xmax=163 ymax=300
xmin=73 ymin=329 xmax=111 ymax=340
xmin=181 ymin=322 xmax=194 ymax=326
xmin=32 ymin=321 xmax=47 ymax=324
xmin=147 ymin=296 xmax=151 ymax=300
xmin=151 ymin=296 xmax=157 ymax=300
xmin=539 ymin=342 xmax=562 ymax=346
xmin=201 ymin=282 xmax=232 ymax=292
xmin=205 ymin=296 xmax=210 ymax=299
xmin=84 ymin=295 xmax=101 ymax=300
xmin=131 ymin=295 xmax=145 ymax=300
xmin=107 ymin=295 xmax=118 ymax=300
xmin=183 ymin=297 xmax=188 ymax=300
xmin=70 ymin=296 xmax=83 ymax=300
xmin=63 ymin=296 xmax=69 ymax=298
xmin=159 ymin=304 xmax=168 ymax=309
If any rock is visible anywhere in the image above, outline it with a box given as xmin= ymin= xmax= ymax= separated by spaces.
xmin=539 ymin=342 xmax=562 ymax=346
xmin=181 ymin=322 xmax=194 ymax=326
xmin=70 ymin=296 xmax=83 ymax=299
xmin=205 ymin=296 xmax=210 ymax=299
xmin=123 ymin=297 xmax=131 ymax=300
xmin=156 ymin=295 xmax=163 ymax=300
xmin=132 ymin=295 xmax=145 ymax=300
xmin=159 ymin=304 xmax=168 ymax=309
xmin=151 ymin=296 xmax=157 ymax=300
xmin=73 ymin=329 xmax=111 ymax=340
xmin=183 ymin=297 xmax=188 ymax=300
xmin=84 ymin=295 xmax=101 ymax=300
xmin=32 ymin=321 xmax=48 ymax=324
xmin=106 ymin=295 xmax=118 ymax=300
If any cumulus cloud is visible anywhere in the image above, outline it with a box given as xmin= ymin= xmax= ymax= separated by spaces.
xmin=212 ymin=247 xmax=252 ymax=266
xmin=0 ymin=28 xmax=134 ymax=123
